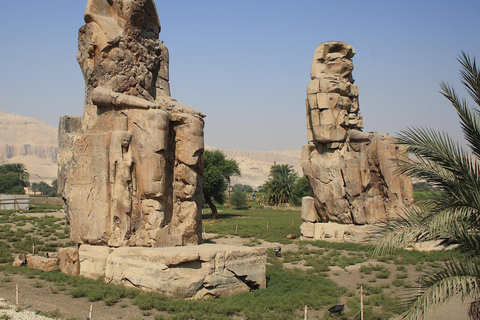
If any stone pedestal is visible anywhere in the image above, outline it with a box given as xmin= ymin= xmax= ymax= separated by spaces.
xmin=79 ymin=244 xmax=266 ymax=299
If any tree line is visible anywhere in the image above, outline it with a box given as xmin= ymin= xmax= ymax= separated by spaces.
xmin=0 ymin=163 xmax=30 ymax=194
xmin=202 ymin=149 xmax=313 ymax=219
xmin=0 ymin=163 xmax=56 ymax=195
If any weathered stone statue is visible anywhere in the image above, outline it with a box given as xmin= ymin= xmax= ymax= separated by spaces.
xmin=301 ymin=42 xmax=413 ymax=230
xmin=58 ymin=0 xmax=205 ymax=247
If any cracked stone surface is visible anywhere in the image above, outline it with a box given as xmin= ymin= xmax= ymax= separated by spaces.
xmin=58 ymin=0 xmax=205 ymax=247
xmin=79 ymin=244 xmax=267 ymax=299
xmin=301 ymin=42 xmax=413 ymax=226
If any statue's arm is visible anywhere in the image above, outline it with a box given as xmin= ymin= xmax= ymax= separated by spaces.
xmin=92 ymin=87 xmax=164 ymax=110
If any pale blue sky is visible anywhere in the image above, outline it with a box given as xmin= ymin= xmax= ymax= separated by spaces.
xmin=1 ymin=1 xmax=479 ymax=150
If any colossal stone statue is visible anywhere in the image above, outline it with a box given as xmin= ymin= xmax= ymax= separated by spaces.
xmin=58 ymin=0 xmax=205 ymax=247
xmin=301 ymin=42 xmax=413 ymax=228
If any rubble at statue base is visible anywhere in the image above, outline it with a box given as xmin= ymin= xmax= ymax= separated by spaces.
xmin=54 ymin=0 xmax=266 ymax=298
xmin=300 ymin=42 xmax=413 ymax=239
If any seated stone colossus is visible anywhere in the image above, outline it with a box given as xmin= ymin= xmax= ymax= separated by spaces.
xmin=58 ymin=0 xmax=205 ymax=247
xmin=301 ymin=41 xmax=413 ymax=227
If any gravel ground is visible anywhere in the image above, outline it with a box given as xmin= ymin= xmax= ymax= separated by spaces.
xmin=0 ymin=298 xmax=54 ymax=320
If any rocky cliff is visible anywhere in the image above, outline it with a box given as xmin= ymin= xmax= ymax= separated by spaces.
xmin=0 ymin=110 xmax=58 ymax=183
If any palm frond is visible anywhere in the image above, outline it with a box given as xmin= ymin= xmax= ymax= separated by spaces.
xmin=458 ymin=52 xmax=480 ymax=109
xmin=371 ymin=207 xmax=434 ymax=257
xmin=402 ymin=258 xmax=480 ymax=320
xmin=440 ymin=81 xmax=480 ymax=159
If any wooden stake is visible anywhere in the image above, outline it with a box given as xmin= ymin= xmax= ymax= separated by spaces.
xmin=304 ymin=305 xmax=308 ymax=320
xmin=360 ymin=286 xmax=364 ymax=320
xmin=32 ymin=243 xmax=35 ymax=255
xmin=235 ymin=225 xmax=238 ymax=234
xmin=15 ymin=284 xmax=19 ymax=305
xmin=88 ymin=304 xmax=93 ymax=320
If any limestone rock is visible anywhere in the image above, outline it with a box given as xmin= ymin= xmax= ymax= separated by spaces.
xmin=58 ymin=248 xmax=80 ymax=275
xmin=79 ymin=244 xmax=266 ymax=299
xmin=301 ymin=197 xmax=318 ymax=223
xmin=59 ymin=0 xmax=205 ymax=247
xmin=301 ymin=42 xmax=413 ymax=226
xmin=26 ymin=254 xmax=59 ymax=272
xmin=300 ymin=222 xmax=315 ymax=238
xmin=12 ymin=254 xmax=26 ymax=267
xmin=79 ymin=246 xmax=112 ymax=279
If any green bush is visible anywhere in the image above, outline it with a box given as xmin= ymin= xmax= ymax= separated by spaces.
xmin=230 ymin=191 xmax=248 ymax=209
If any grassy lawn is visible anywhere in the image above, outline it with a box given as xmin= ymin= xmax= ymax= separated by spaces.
xmin=202 ymin=204 xmax=302 ymax=244
xmin=0 ymin=202 xmax=456 ymax=320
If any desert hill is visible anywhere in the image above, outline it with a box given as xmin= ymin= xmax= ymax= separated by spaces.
xmin=0 ymin=110 xmax=302 ymax=187
xmin=205 ymin=146 xmax=302 ymax=189
xmin=0 ymin=110 xmax=58 ymax=183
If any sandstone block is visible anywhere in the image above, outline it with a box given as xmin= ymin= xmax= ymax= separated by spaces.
xmin=58 ymin=248 xmax=80 ymax=275
xmin=301 ymin=196 xmax=318 ymax=222
xmin=320 ymin=79 xmax=351 ymax=95
xmin=26 ymin=254 xmax=59 ymax=272
xmin=316 ymin=93 xmax=340 ymax=110
xmin=307 ymin=94 xmax=318 ymax=111
xmin=12 ymin=254 xmax=26 ymax=267
xmin=314 ymin=223 xmax=324 ymax=239
xmin=337 ymin=96 xmax=353 ymax=110
xmin=319 ymin=109 xmax=347 ymax=126
xmin=79 ymin=245 xmax=111 ymax=279
xmin=300 ymin=222 xmax=315 ymax=238
xmin=78 ymin=244 xmax=266 ymax=299
xmin=311 ymin=125 xmax=347 ymax=143
xmin=310 ymin=109 xmax=321 ymax=126
xmin=307 ymin=79 xmax=320 ymax=94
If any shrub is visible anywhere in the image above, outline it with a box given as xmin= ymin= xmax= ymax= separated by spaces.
xmin=230 ymin=191 xmax=248 ymax=209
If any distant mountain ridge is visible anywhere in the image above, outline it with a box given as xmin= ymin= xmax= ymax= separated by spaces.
xmin=0 ymin=110 xmax=58 ymax=183
xmin=0 ymin=110 xmax=302 ymax=187
xmin=205 ymin=146 xmax=302 ymax=188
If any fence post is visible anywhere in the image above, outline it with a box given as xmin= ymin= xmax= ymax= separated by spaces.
xmin=360 ymin=286 xmax=364 ymax=320
xmin=15 ymin=284 xmax=19 ymax=305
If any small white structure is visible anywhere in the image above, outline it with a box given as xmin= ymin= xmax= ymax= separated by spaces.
xmin=0 ymin=194 xmax=29 ymax=211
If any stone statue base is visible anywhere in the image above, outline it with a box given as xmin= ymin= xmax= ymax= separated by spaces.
xmin=76 ymin=244 xmax=266 ymax=299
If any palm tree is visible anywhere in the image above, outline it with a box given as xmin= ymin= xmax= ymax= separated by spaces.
xmin=373 ymin=53 xmax=480 ymax=320
xmin=0 ymin=163 xmax=30 ymax=186
xmin=263 ymin=164 xmax=298 ymax=205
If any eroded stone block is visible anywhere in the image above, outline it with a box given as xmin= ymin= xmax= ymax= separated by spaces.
xmin=300 ymin=222 xmax=315 ymax=238
xmin=301 ymin=197 xmax=318 ymax=222
xmin=79 ymin=244 xmax=266 ymax=299
xmin=26 ymin=254 xmax=59 ymax=273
